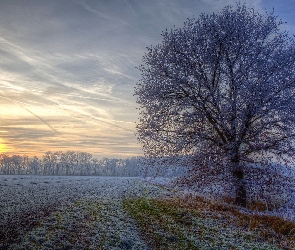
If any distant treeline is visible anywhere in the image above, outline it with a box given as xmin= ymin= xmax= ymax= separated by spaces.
xmin=0 ymin=151 xmax=145 ymax=176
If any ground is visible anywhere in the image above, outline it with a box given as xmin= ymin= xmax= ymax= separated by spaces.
xmin=0 ymin=175 xmax=294 ymax=249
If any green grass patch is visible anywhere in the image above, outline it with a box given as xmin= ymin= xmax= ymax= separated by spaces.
xmin=123 ymin=197 xmax=198 ymax=249
xmin=123 ymin=197 xmax=286 ymax=250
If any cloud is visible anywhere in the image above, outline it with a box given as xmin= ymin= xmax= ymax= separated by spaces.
xmin=0 ymin=0 xmax=293 ymax=158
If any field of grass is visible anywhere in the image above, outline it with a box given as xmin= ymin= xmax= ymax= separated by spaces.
xmin=123 ymin=195 xmax=295 ymax=250
xmin=0 ymin=176 xmax=152 ymax=249
xmin=1 ymin=175 xmax=294 ymax=249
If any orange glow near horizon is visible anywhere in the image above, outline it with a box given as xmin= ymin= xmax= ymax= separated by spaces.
xmin=0 ymin=139 xmax=7 ymax=153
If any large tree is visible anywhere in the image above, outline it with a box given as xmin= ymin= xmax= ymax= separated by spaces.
xmin=135 ymin=4 xmax=295 ymax=206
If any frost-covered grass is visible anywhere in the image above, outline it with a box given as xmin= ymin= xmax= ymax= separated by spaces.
xmin=0 ymin=175 xmax=174 ymax=249
xmin=147 ymin=175 xmax=295 ymax=222
xmin=8 ymin=198 xmax=150 ymax=250
xmin=1 ymin=175 xmax=294 ymax=249
xmin=124 ymin=196 xmax=295 ymax=249
xmin=0 ymin=175 xmax=159 ymax=249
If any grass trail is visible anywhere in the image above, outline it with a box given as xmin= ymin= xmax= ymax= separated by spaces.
xmin=2 ymin=177 xmax=294 ymax=249
xmin=123 ymin=196 xmax=295 ymax=250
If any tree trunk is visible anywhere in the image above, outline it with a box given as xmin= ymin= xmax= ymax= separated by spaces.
xmin=233 ymin=167 xmax=247 ymax=207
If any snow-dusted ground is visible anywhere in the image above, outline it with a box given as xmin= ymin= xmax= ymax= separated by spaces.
xmin=1 ymin=176 xmax=131 ymax=219
xmin=0 ymin=175 xmax=174 ymax=249
xmin=1 ymin=175 xmax=294 ymax=249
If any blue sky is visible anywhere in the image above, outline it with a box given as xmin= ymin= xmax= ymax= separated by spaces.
xmin=0 ymin=0 xmax=294 ymax=158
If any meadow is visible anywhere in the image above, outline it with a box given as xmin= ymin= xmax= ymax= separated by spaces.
xmin=0 ymin=175 xmax=294 ymax=249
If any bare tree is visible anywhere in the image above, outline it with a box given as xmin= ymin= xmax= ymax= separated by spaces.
xmin=135 ymin=4 xmax=295 ymax=206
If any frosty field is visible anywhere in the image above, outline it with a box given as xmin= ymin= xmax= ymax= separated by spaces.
xmin=0 ymin=175 xmax=171 ymax=249
xmin=1 ymin=175 xmax=294 ymax=249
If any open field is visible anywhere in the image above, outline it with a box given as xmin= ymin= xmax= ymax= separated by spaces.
xmin=0 ymin=175 xmax=161 ymax=249
xmin=0 ymin=175 xmax=294 ymax=249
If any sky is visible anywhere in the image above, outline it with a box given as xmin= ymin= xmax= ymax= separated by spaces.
xmin=0 ymin=0 xmax=294 ymax=159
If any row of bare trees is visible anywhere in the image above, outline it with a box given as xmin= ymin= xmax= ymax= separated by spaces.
xmin=0 ymin=151 xmax=144 ymax=176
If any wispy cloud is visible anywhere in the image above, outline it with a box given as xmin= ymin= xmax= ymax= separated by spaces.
xmin=0 ymin=0 xmax=293 ymax=158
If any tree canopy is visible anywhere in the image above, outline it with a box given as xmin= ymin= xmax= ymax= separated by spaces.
xmin=135 ymin=4 xmax=295 ymax=206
